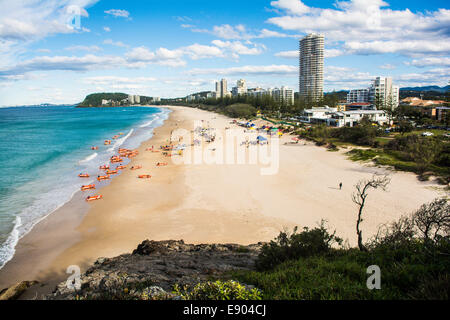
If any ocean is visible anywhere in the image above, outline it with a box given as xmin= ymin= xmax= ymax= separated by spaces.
xmin=0 ymin=105 xmax=170 ymax=269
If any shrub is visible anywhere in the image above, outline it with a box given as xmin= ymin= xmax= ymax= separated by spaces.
xmin=224 ymin=104 xmax=257 ymax=118
xmin=256 ymin=221 xmax=342 ymax=271
xmin=173 ymin=280 xmax=262 ymax=300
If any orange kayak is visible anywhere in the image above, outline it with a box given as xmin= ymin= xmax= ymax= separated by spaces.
xmin=156 ymin=162 xmax=168 ymax=167
xmin=86 ymin=195 xmax=103 ymax=202
xmin=106 ymin=170 xmax=118 ymax=175
xmin=91 ymin=147 xmax=98 ymax=150
xmin=130 ymin=165 xmax=142 ymax=170
xmin=116 ymin=165 xmax=127 ymax=170
xmin=97 ymin=175 xmax=110 ymax=181
xmin=111 ymin=158 xmax=123 ymax=163
xmin=104 ymin=140 xmax=111 ymax=145
xmin=138 ymin=174 xmax=152 ymax=179
xmin=99 ymin=165 xmax=110 ymax=170
xmin=112 ymin=135 xmax=120 ymax=140
xmin=78 ymin=173 xmax=90 ymax=178
xmin=81 ymin=184 xmax=96 ymax=191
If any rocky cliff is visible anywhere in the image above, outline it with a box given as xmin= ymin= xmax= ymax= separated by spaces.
xmin=46 ymin=240 xmax=262 ymax=300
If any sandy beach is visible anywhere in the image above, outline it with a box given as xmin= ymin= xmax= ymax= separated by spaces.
xmin=0 ymin=105 xmax=446 ymax=296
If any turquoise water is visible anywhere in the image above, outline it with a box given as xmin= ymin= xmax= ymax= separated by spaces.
xmin=0 ymin=105 xmax=170 ymax=268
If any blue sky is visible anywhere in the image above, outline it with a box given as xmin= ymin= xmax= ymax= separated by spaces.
xmin=0 ymin=0 xmax=449 ymax=106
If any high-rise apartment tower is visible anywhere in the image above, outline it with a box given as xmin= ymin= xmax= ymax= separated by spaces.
xmin=299 ymin=33 xmax=324 ymax=103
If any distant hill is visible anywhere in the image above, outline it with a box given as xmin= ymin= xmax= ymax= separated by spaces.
xmin=78 ymin=93 xmax=159 ymax=107
xmin=400 ymin=85 xmax=449 ymax=93
xmin=78 ymin=93 xmax=129 ymax=107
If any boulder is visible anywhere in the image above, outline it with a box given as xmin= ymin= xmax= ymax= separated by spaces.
xmin=0 ymin=281 xmax=38 ymax=300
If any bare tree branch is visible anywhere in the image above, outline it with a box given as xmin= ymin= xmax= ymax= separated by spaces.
xmin=352 ymin=174 xmax=391 ymax=251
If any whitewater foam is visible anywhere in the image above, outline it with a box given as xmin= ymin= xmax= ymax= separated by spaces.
xmin=79 ymin=152 xmax=98 ymax=164
xmin=0 ymin=106 xmax=170 ymax=270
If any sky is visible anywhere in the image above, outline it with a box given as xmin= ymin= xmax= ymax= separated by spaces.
xmin=0 ymin=0 xmax=449 ymax=106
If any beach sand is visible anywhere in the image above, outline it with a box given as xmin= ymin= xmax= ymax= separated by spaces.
xmin=0 ymin=106 xmax=445 ymax=296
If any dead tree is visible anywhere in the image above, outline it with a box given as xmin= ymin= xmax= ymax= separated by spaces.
xmin=352 ymin=174 xmax=391 ymax=251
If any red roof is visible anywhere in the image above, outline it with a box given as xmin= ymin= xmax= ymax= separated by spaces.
xmin=347 ymin=102 xmax=371 ymax=106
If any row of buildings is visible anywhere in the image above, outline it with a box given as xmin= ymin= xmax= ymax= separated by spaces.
xmin=296 ymin=33 xmax=402 ymax=127
xmin=346 ymin=77 xmax=400 ymax=109
xmin=101 ymin=95 xmax=161 ymax=106
xmin=187 ymin=78 xmax=295 ymax=105
xmin=299 ymin=34 xmax=400 ymax=110
xmin=101 ymin=95 xmax=141 ymax=106
xmin=299 ymin=107 xmax=388 ymax=127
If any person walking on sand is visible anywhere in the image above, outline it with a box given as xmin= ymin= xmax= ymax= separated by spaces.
xmin=339 ymin=182 xmax=343 ymax=190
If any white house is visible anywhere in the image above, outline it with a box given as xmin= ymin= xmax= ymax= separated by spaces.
xmin=328 ymin=110 xmax=388 ymax=127
xmin=300 ymin=108 xmax=388 ymax=127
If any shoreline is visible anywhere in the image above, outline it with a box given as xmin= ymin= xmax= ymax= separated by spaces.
xmin=0 ymin=106 xmax=445 ymax=297
xmin=0 ymin=105 xmax=173 ymax=293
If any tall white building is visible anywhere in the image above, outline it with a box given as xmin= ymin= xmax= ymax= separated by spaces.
xmin=347 ymin=89 xmax=369 ymax=103
xmin=215 ymin=79 xmax=228 ymax=98
xmin=134 ymin=95 xmax=141 ymax=104
xmin=369 ymin=77 xmax=399 ymax=109
xmin=232 ymin=79 xmax=247 ymax=96
xmin=273 ymin=87 xmax=295 ymax=106
xmin=299 ymin=33 xmax=324 ymax=103
xmin=128 ymin=95 xmax=135 ymax=104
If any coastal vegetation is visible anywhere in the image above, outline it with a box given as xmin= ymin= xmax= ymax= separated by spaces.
xmin=78 ymin=93 xmax=129 ymax=107
xmin=36 ymin=198 xmax=449 ymax=301
xmin=232 ymin=198 xmax=450 ymax=300
xmin=167 ymin=91 xmax=344 ymax=118
xmin=78 ymin=93 xmax=158 ymax=107
xmin=300 ymin=122 xmax=450 ymax=180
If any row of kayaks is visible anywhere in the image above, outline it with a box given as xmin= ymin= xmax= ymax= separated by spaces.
xmin=79 ymin=140 xmax=166 ymax=202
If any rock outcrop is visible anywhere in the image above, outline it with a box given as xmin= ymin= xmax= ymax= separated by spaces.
xmin=48 ymin=240 xmax=262 ymax=300
xmin=0 ymin=281 xmax=39 ymax=300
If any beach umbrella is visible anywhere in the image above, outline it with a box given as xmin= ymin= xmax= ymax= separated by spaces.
xmin=292 ymin=137 xmax=300 ymax=141
xmin=257 ymin=136 xmax=268 ymax=141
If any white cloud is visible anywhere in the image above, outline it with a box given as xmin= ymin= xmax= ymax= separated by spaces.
xmin=84 ymin=76 xmax=157 ymax=85
xmin=36 ymin=49 xmax=51 ymax=53
xmin=325 ymin=49 xmax=344 ymax=58
xmin=0 ymin=55 xmax=127 ymax=77
xmin=275 ymin=50 xmax=297 ymax=59
xmin=211 ymin=40 xmax=264 ymax=59
xmin=267 ymin=0 xmax=450 ymax=56
xmin=103 ymin=39 xmax=128 ymax=48
xmin=65 ymin=45 xmax=102 ymax=52
xmin=344 ymin=40 xmax=450 ymax=56
xmin=379 ymin=63 xmax=396 ymax=70
xmin=104 ymin=9 xmax=130 ymax=19
xmin=407 ymin=57 xmax=450 ymax=68
xmin=183 ymin=44 xmax=224 ymax=60
xmin=103 ymin=26 xmax=111 ymax=32
xmin=126 ymin=47 xmax=186 ymax=67
xmin=0 ymin=0 xmax=97 ymax=40
xmin=189 ymin=24 xmax=298 ymax=40
xmin=187 ymin=65 xmax=298 ymax=76
xmin=275 ymin=48 xmax=343 ymax=59
xmin=270 ymin=0 xmax=310 ymax=15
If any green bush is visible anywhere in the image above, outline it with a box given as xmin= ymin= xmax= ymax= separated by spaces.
xmin=173 ymin=280 xmax=262 ymax=300
xmin=224 ymin=104 xmax=257 ymax=118
xmin=256 ymin=221 xmax=342 ymax=271
xmin=232 ymin=199 xmax=450 ymax=300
